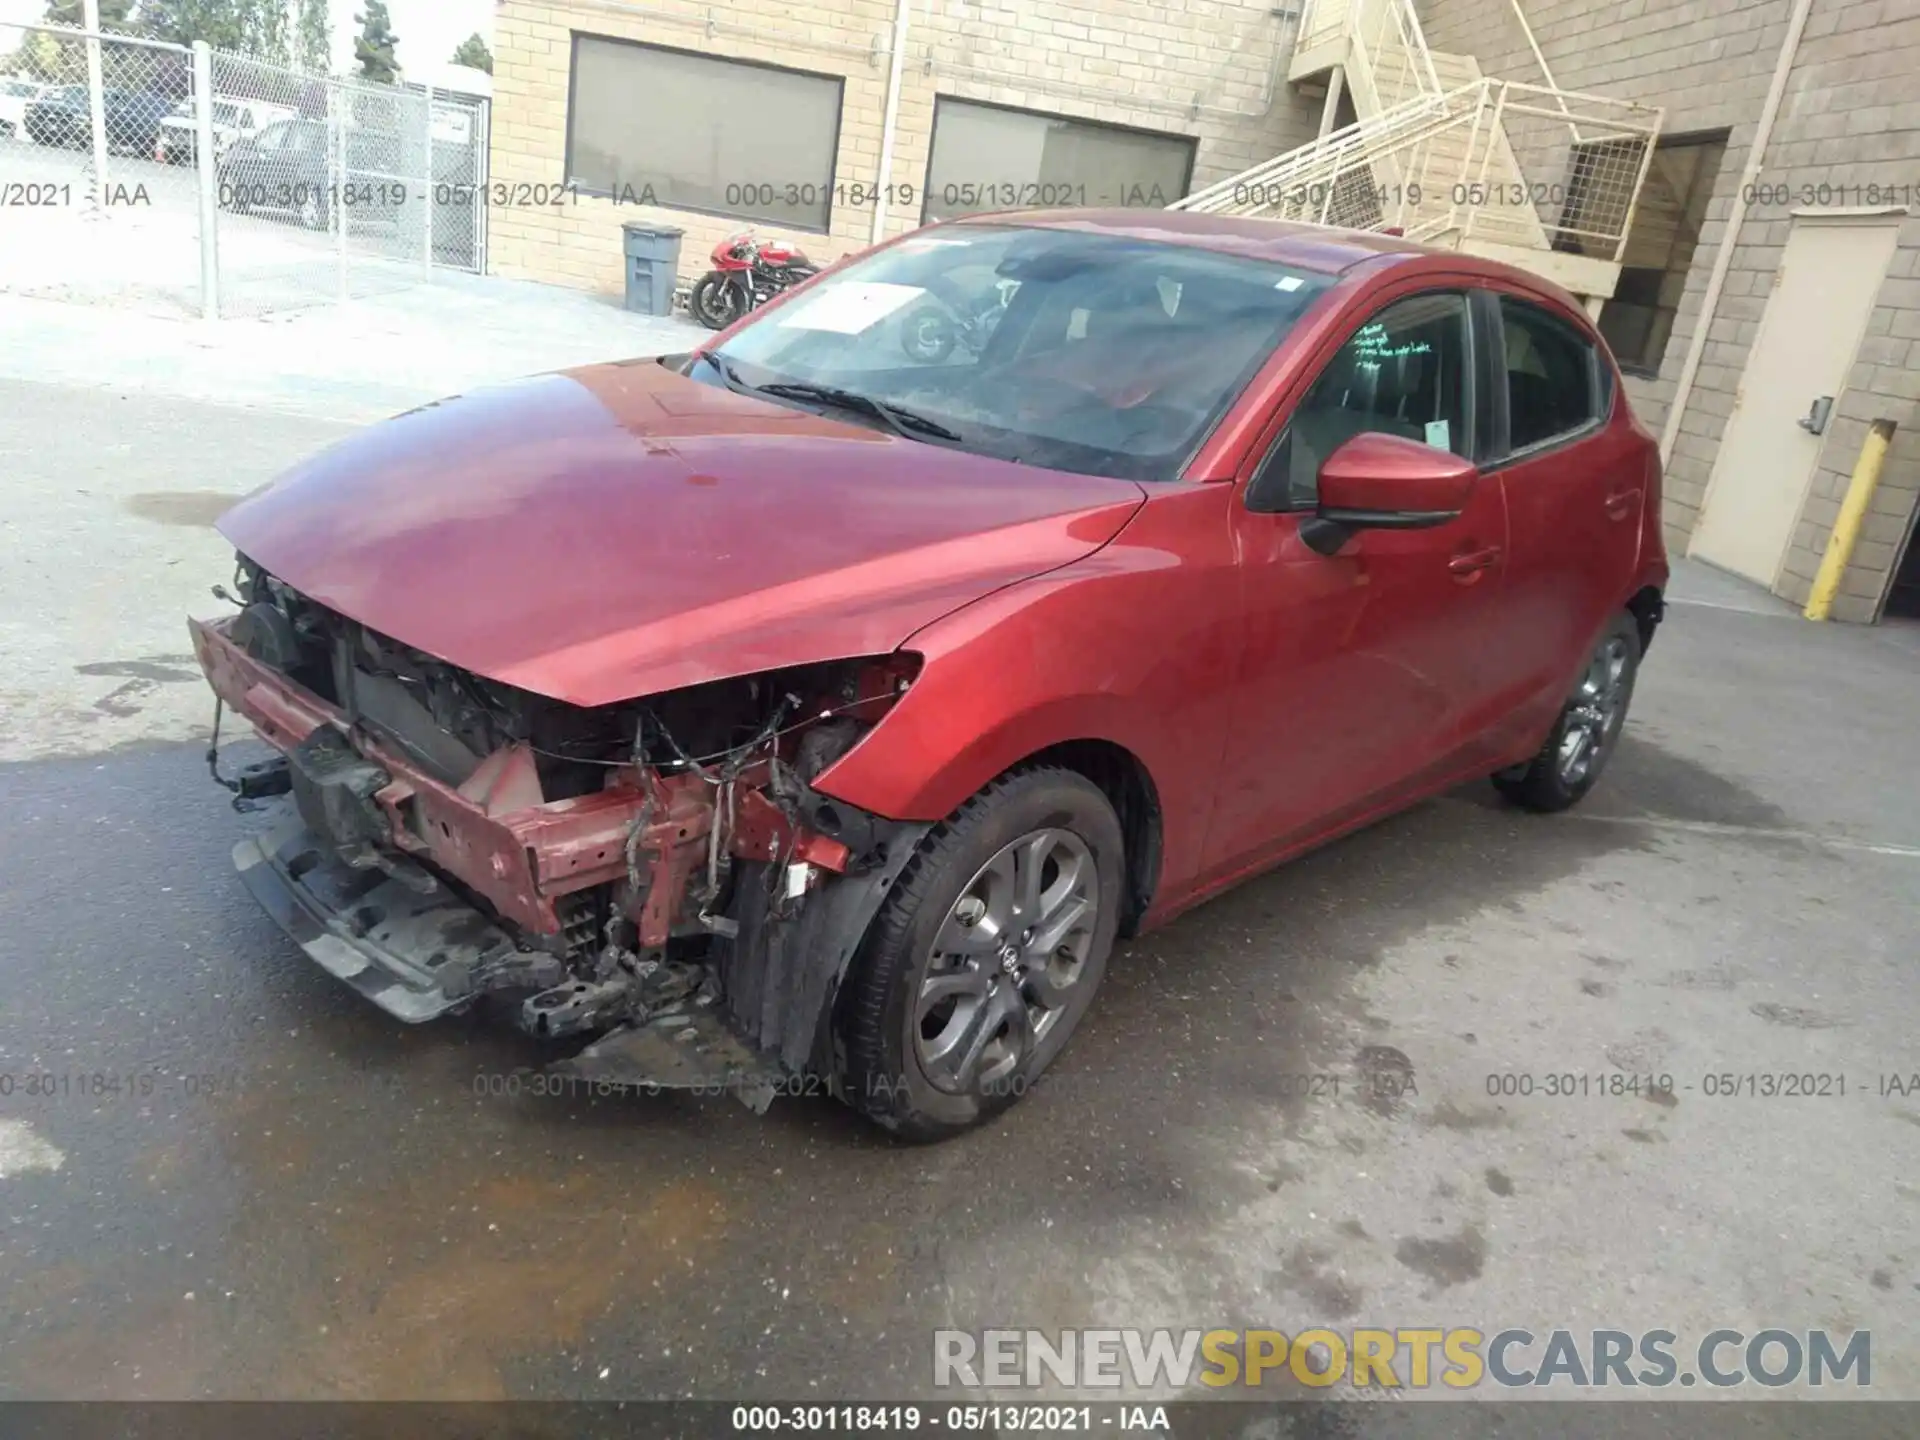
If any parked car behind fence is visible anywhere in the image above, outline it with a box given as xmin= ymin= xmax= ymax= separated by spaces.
xmin=154 ymin=97 xmax=295 ymax=165
xmin=0 ymin=77 xmax=49 ymax=140
xmin=23 ymin=84 xmax=176 ymax=156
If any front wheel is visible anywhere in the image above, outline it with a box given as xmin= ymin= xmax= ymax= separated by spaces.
xmin=689 ymin=272 xmax=747 ymax=330
xmin=838 ymin=767 xmax=1124 ymax=1142
xmin=1493 ymin=611 xmax=1641 ymax=813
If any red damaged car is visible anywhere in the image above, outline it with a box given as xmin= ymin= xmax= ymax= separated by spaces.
xmin=191 ymin=211 xmax=1666 ymax=1140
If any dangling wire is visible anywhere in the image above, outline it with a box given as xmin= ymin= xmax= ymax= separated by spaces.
xmin=206 ymin=697 xmax=242 ymax=797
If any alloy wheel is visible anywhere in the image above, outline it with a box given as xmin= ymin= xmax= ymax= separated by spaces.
xmin=914 ymin=827 xmax=1100 ymax=1095
xmin=1558 ymin=634 xmax=1631 ymax=786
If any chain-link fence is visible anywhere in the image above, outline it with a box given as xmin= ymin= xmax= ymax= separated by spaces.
xmin=0 ymin=19 xmax=489 ymax=319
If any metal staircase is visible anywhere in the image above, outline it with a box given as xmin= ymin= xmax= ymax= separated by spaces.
xmin=1171 ymin=0 xmax=1664 ymax=307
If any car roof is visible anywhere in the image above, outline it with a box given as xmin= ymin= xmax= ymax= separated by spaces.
xmin=952 ymin=207 xmax=1489 ymax=276
xmin=948 ymin=207 xmax=1592 ymax=317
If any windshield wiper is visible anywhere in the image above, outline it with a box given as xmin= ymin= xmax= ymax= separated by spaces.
xmin=696 ymin=350 xmax=751 ymax=392
xmin=696 ymin=352 xmax=964 ymax=444
xmin=753 ymin=381 xmax=965 ymax=444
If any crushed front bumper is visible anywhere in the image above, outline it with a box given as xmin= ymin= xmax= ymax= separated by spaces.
xmin=234 ymin=806 xmax=565 ymax=1023
xmin=193 ymin=608 xmax=898 ymax=1104
xmin=233 ymin=804 xmax=792 ymax=1107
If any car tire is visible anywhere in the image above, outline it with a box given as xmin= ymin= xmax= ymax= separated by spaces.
xmin=837 ymin=766 xmax=1125 ymax=1142
xmin=1492 ymin=610 xmax=1641 ymax=813
xmin=298 ymin=187 xmax=328 ymax=231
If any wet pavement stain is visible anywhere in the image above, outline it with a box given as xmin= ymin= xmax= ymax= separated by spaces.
xmin=1276 ymin=1244 xmax=1362 ymax=1319
xmin=1661 ymin=964 xmax=1738 ymax=991
xmin=1264 ymin=1159 xmax=1305 ymax=1191
xmin=75 ymin=657 xmax=201 ymax=684
xmin=1750 ymin=1002 xmax=1841 ymax=1029
xmin=122 ymin=491 xmax=244 ymax=527
xmin=86 ymin=676 xmax=180 ymax=717
xmin=1393 ymin=1225 xmax=1486 ymax=1289
xmin=1601 ymin=735 xmax=1797 ymax=831
xmin=1353 ymin=1045 xmax=1416 ymax=1118
xmin=1422 ymin=1100 xmax=1510 ymax=1132
xmin=1604 ymin=1030 xmax=1673 ymax=1071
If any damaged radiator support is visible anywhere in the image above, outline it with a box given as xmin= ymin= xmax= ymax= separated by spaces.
xmin=192 ymin=599 xmax=926 ymax=1110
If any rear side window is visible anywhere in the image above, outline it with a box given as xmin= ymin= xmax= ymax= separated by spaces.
xmin=1499 ymin=297 xmax=1602 ymax=452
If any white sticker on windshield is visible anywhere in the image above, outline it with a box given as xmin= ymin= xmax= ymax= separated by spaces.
xmin=1425 ymin=419 xmax=1452 ymax=451
xmin=1275 ymin=275 xmax=1305 ymax=291
xmin=777 ymin=282 xmax=925 ymax=334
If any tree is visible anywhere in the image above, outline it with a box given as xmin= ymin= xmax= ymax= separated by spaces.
xmin=292 ymin=0 xmax=329 ymax=74
xmin=240 ymin=0 xmax=289 ymax=63
xmin=450 ymin=32 xmax=492 ymax=76
xmin=7 ymin=28 xmax=65 ymax=78
xmin=44 ymin=0 xmax=136 ymax=28
xmin=137 ymin=1 xmax=288 ymax=59
xmin=353 ymin=1 xmax=398 ymax=83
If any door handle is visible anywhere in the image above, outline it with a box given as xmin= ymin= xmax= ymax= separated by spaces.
xmin=1448 ymin=544 xmax=1502 ymax=579
xmin=1604 ymin=486 xmax=1643 ymax=520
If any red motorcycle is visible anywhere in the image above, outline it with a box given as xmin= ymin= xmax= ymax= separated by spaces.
xmin=689 ymin=231 xmax=820 ymax=330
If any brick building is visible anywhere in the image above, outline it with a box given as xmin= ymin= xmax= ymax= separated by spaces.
xmin=488 ymin=0 xmax=1920 ymax=624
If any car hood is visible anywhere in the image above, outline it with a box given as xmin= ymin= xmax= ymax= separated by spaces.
xmin=218 ymin=358 xmax=1145 ymax=707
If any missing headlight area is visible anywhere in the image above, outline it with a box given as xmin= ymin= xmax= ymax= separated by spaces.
xmin=193 ymin=554 xmax=927 ymax=1109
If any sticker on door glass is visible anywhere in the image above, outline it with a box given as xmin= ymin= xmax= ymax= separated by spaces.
xmin=778 ymin=282 xmax=925 ymax=334
xmin=1425 ymin=419 xmax=1452 ymax=451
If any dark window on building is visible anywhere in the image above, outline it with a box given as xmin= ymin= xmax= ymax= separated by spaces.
xmin=565 ymin=35 xmax=843 ymax=232
xmin=1597 ymin=132 xmax=1728 ymax=376
xmin=922 ymin=97 xmax=1195 ymax=223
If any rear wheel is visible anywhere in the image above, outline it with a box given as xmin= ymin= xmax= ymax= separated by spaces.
xmin=297 ymin=185 xmax=328 ymax=231
xmin=838 ymin=767 xmax=1124 ymax=1142
xmin=1493 ymin=611 xmax=1640 ymax=813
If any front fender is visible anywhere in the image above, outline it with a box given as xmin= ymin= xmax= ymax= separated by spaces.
xmin=811 ymin=484 xmax=1241 ymax=915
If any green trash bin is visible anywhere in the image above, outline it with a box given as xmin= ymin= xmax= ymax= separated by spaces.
xmin=621 ymin=222 xmax=684 ymax=317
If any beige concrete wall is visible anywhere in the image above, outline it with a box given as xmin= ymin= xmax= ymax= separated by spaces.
xmin=489 ymin=0 xmax=1320 ymax=299
xmin=1421 ymin=0 xmax=1920 ymax=621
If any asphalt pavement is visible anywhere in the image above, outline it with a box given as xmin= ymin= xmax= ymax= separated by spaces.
xmin=1 ymin=374 xmax=1917 ymax=1412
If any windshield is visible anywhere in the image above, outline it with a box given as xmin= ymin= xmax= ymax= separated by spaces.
xmin=706 ymin=225 xmax=1335 ymax=481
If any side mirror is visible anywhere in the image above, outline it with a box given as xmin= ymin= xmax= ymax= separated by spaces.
xmin=1301 ymin=432 xmax=1477 ymax=556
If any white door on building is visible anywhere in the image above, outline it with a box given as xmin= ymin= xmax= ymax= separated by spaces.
xmin=1689 ymin=213 xmax=1902 ymax=586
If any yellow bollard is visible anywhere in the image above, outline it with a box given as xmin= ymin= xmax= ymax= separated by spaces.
xmin=1805 ymin=418 xmax=1898 ymax=622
